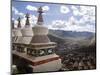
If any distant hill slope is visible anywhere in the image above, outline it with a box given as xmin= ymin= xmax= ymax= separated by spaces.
xmin=49 ymin=30 xmax=94 ymax=40
xmin=48 ymin=30 xmax=96 ymax=54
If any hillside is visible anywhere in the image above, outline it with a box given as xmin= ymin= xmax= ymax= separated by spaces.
xmin=48 ymin=30 xmax=96 ymax=55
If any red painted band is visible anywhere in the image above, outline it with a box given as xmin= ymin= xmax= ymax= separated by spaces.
xmin=31 ymin=57 xmax=60 ymax=66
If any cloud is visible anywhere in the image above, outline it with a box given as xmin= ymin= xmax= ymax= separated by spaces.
xmin=71 ymin=5 xmax=95 ymax=27
xmin=51 ymin=20 xmax=67 ymax=29
xmin=71 ymin=6 xmax=78 ymax=10
xmin=12 ymin=7 xmax=18 ymax=14
xmin=79 ymin=15 xmax=91 ymax=24
xmin=13 ymin=17 xmax=26 ymax=28
xmin=12 ymin=18 xmax=15 ymax=21
xmin=68 ymin=16 xmax=79 ymax=25
xmin=50 ymin=19 xmax=79 ymax=31
xmin=49 ymin=15 xmax=95 ymax=32
xmin=26 ymin=5 xmax=37 ymax=11
xmin=71 ymin=5 xmax=94 ymax=16
xmin=60 ymin=5 xmax=70 ymax=14
xmin=71 ymin=6 xmax=81 ymax=16
xmin=26 ymin=5 xmax=50 ymax=12
xmin=12 ymin=6 xmax=24 ymax=16
xmin=30 ymin=14 xmax=38 ymax=25
xmin=72 ymin=5 xmax=95 ymax=17
xmin=13 ymin=14 xmax=37 ymax=28
xmin=65 ymin=22 xmax=95 ymax=32
xmin=13 ymin=20 xmax=18 ymax=28
xmin=42 ymin=6 xmax=50 ymax=11
xmin=21 ymin=14 xmax=37 ymax=27
xmin=80 ymin=6 xmax=95 ymax=16
xmin=20 ymin=17 xmax=26 ymax=27
xmin=66 ymin=24 xmax=94 ymax=32
xmin=50 ymin=16 xmax=79 ymax=30
xmin=18 ymin=12 xmax=24 ymax=16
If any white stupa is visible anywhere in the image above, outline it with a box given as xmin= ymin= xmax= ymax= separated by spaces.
xmin=12 ymin=17 xmax=22 ymax=44
xmin=26 ymin=7 xmax=62 ymax=72
xmin=20 ymin=13 xmax=34 ymax=44
xmin=12 ymin=21 xmax=15 ymax=43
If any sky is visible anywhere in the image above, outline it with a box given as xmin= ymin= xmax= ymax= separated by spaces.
xmin=12 ymin=1 xmax=96 ymax=32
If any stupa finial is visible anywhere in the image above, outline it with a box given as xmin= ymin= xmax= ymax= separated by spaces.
xmin=37 ymin=6 xmax=44 ymax=25
xmin=12 ymin=20 xmax=15 ymax=29
xmin=25 ymin=13 xmax=30 ymax=27
xmin=17 ymin=17 xmax=21 ymax=28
